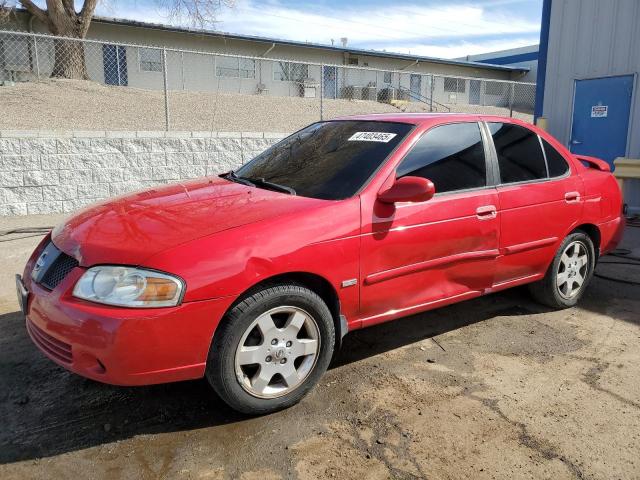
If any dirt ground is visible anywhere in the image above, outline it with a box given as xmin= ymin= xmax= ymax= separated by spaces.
xmin=0 ymin=213 xmax=639 ymax=480
xmin=0 ymin=79 xmax=533 ymax=132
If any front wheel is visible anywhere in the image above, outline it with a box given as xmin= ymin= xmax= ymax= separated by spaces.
xmin=206 ymin=284 xmax=335 ymax=414
xmin=529 ymin=232 xmax=596 ymax=309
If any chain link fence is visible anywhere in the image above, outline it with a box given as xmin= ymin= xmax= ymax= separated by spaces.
xmin=0 ymin=30 xmax=536 ymax=132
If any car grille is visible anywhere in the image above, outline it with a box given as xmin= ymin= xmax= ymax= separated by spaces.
xmin=26 ymin=318 xmax=73 ymax=364
xmin=32 ymin=242 xmax=80 ymax=291
xmin=39 ymin=252 xmax=79 ymax=290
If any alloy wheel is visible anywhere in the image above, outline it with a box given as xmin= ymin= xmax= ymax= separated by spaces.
xmin=556 ymin=240 xmax=589 ymax=299
xmin=234 ymin=306 xmax=320 ymax=399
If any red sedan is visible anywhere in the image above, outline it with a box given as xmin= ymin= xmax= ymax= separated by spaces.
xmin=18 ymin=114 xmax=624 ymax=414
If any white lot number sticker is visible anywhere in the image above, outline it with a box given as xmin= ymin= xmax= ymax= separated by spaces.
xmin=348 ymin=131 xmax=397 ymax=143
xmin=591 ymin=105 xmax=608 ymax=118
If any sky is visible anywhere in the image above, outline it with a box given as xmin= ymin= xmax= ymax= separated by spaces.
xmin=92 ymin=0 xmax=542 ymax=59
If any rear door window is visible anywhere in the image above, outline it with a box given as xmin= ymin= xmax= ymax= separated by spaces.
xmin=396 ymin=122 xmax=487 ymax=194
xmin=488 ymin=123 xmax=547 ymax=184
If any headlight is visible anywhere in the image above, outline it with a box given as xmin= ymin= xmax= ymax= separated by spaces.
xmin=72 ymin=266 xmax=184 ymax=308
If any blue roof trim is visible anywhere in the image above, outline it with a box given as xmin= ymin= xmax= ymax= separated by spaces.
xmin=89 ymin=15 xmax=529 ymax=73
xmin=477 ymin=51 xmax=538 ymax=66
xmin=534 ymin=0 xmax=552 ymax=121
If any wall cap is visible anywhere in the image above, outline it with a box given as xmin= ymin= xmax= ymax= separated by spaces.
xmin=613 ymin=157 xmax=640 ymax=179
xmin=0 ymin=130 xmax=286 ymax=139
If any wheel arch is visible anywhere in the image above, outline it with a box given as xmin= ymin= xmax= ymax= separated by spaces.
xmin=222 ymin=271 xmax=347 ymax=351
xmin=571 ymin=223 xmax=601 ymax=258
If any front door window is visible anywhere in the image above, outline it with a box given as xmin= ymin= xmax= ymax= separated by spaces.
xmin=396 ymin=122 xmax=487 ymax=193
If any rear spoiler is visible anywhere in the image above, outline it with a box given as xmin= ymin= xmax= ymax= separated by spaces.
xmin=574 ymin=154 xmax=611 ymax=172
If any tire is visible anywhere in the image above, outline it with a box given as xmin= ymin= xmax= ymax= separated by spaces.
xmin=528 ymin=231 xmax=596 ymax=309
xmin=206 ymin=283 xmax=335 ymax=415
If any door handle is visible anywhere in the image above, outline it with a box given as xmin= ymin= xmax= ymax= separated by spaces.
xmin=564 ymin=191 xmax=580 ymax=203
xmin=570 ymin=139 xmax=582 ymax=145
xmin=476 ymin=205 xmax=497 ymax=220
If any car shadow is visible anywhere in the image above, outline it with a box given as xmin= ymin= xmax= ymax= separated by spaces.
xmin=0 ymin=286 xmax=548 ymax=464
xmin=334 ymin=287 xmax=547 ymax=367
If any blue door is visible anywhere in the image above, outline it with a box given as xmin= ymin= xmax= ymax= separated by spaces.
xmin=323 ymin=66 xmax=336 ymax=99
xmin=103 ymin=44 xmax=128 ymax=86
xmin=570 ymin=75 xmax=634 ymax=167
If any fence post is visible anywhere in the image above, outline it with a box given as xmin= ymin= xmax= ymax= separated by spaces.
xmin=162 ymin=47 xmax=170 ymax=131
xmin=180 ymin=51 xmax=185 ymax=90
xmin=509 ymin=82 xmax=515 ymax=117
xmin=33 ymin=36 xmax=40 ymax=80
xmin=115 ymin=46 xmax=122 ymax=86
xmin=319 ymin=63 xmax=324 ymax=121
xmin=429 ymin=74 xmax=434 ymax=112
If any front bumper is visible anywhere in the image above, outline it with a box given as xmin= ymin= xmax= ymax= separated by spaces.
xmin=20 ymin=265 xmax=235 ymax=386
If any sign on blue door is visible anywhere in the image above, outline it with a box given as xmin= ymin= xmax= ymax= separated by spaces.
xmin=570 ymin=75 xmax=634 ymax=168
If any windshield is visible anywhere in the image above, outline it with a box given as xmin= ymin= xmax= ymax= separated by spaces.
xmin=233 ymin=120 xmax=413 ymax=200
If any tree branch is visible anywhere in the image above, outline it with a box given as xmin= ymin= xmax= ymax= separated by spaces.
xmin=0 ymin=2 xmax=12 ymax=23
xmin=61 ymin=0 xmax=76 ymax=18
xmin=78 ymin=0 xmax=98 ymax=34
xmin=18 ymin=0 xmax=50 ymax=27
xmin=159 ymin=0 xmax=233 ymax=28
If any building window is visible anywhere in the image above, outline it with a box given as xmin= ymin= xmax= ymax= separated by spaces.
xmin=139 ymin=48 xmax=162 ymax=72
xmin=484 ymin=81 xmax=507 ymax=96
xmin=274 ymin=61 xmax=309 ymax=82
xmin=444 ymin=77 xmax=465 ymax=93
xmin=383 ymin=71 xmax=392 ymax=84
xmin=1 ymin=37 xmax=32 ymax=72
xmin=347 ymin=57 xmax=359 ymax=66
xmin=216 ymin=56 xmax=256 ymax=78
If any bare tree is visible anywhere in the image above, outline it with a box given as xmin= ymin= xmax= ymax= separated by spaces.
xmin=160 ymin=0 xmax=234 ymax=28
xmin=15 ymin=1 xmax=98 ymax=78
xmin=0 ymin=1 xmax=13 ymax=22
xmin=2 ymin=1 xmax=233 ymax=79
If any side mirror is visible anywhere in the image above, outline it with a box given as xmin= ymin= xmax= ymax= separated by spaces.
xmin=377 ymin=176 xmax=435 ymax=204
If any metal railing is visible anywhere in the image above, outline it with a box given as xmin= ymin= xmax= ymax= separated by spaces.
xmin=0 ymin=30 xmax=537 ymax=132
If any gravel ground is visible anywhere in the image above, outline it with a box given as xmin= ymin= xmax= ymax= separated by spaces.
xmin=0 ymin=79 xmax=532 ymax=132
xmin=0 ymin=213 xmax=638 ymax=480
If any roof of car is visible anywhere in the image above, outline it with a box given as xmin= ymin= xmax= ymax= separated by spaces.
xmin=333 ymin=112 xmax=527 ymax=126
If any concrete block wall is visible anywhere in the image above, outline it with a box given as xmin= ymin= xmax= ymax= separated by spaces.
xmin=0 ymin=131 xmax=286 ymax=216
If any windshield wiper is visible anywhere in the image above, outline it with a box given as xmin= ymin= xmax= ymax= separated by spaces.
xmin=224 ymin=171 xmax=296 ymax=195
xmin=247 ymin=177 xmax=296 ymax=195
xmin=223 ymin=170 xmax=256 ymax=187
xmin=224 ymin=170 xmax=296 ymax=195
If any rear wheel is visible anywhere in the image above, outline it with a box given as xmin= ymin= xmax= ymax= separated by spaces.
xmin=529 ymin=232 xmax=595 ymax=309
xmin=206 ymin=284 xmax=335 ymax=414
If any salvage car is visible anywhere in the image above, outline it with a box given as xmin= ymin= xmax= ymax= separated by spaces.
xmin=18 ymin=114 xmax=624 ymax=414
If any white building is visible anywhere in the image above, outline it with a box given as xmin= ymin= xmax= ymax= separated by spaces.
xmin=1 ymin=11 xmax=532 ymax=110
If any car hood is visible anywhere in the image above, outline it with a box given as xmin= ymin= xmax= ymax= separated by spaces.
xmin=52 ymin=177 xmax=325 ymax=266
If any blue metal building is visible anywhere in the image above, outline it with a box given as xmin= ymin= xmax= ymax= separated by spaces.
xmin=458 ymin=45 xmax=539 ymax=83
xmin=536 ymin=0 xmax=640 ymax=211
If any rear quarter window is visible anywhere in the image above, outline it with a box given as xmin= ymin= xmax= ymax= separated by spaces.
xmin=542 ymin=138 xmax=570 ymax=177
